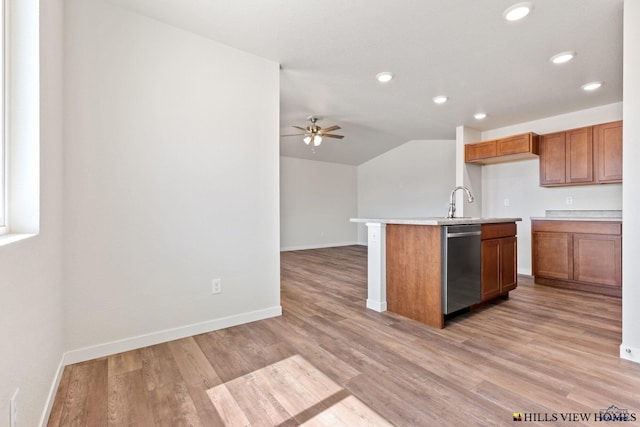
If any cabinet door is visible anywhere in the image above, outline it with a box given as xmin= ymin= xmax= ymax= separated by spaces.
xmin=566 ymin=127 xmax=593 ymax=184
xmin=466 ymin=140 xmax=497 ymax=162
xmin=573 ymin=233 xmax=622 ymax=287
xmin=595 ymin=121 xmax=622 ymax=183
xmin=532 ymin=232 xmax=573 ymax=280
xmin=540 ymin=132 xmax=566 ymax=186
xmin=497 ymin=133 xmax=530 ymax=156
xmin=481 ymin=239 xmax=501 ymax=301
xmin=500 ymin=237 xmax=517 ymax=292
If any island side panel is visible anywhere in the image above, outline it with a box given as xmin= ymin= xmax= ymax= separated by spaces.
xmin=386 ymin=224 xmax=444 ymax=328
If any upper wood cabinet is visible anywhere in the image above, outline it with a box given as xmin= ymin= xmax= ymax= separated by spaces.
xmin=595 ymin=121 xmax=623 ymax=183
xmin=566 ymin=126 xmax=594 ymax=184
xmin=465 ymin=132 xmax=539 ymax=165
xmin=539 ymin=120 xmax=622 ymax=187
xmin=539 ymin=132 xmax=566 ymax=185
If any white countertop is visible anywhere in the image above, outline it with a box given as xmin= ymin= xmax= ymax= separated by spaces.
xmin=530 ymin=217 xmax=622 ymax=222
xmin=350 ymin=217 xmax=522 ymax=225
xmin=531 ymin=209 xmax=622 ymax=222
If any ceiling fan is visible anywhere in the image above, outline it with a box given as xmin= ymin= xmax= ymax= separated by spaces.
xmin=281 ymin=116 xmax=344 ymax=147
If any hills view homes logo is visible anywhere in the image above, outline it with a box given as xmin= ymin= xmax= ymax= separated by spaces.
xmin=513 ymin=405 xmax=637 ymax=422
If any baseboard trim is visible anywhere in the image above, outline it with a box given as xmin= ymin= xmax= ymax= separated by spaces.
xmin=366 ymin=299 xmax=387 ymax=312
xmin=620 ymin=343 xmax=640 ymax=364
xmin=39 ymin=357 xmax=66 ymax=427
xmin=280 ymin=241 xmax=359 ymax=252
xmin=62 ymin=306 xmax=282 ymax=366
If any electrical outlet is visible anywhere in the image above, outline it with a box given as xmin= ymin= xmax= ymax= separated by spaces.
xmin=503 ymin=198 xmax=510 ymax=207
xmin=211 ymin=278 xmax=221 ymax=294
xmin=10 ymin=388 xmax=18 ymax=427
xmin=565 ymin=195 xmax=573 ymax=205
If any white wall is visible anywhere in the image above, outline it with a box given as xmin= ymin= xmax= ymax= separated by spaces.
xmin=280 ymin=157 xmax=357 ymax=250
xmin=456 ymin=126 xmax=483 ymax=217
xmin=63 ymin=0 xmax=280 ymax=355
xmin=621 ymin=0 xmax=640 ymax=363
xmin=0 ymin=0 xmax=65 ymax=425
xmin=357 ymin=140 xmax=456 ymax=243
xmin=476 ymin=103 xmax=623 ymax=274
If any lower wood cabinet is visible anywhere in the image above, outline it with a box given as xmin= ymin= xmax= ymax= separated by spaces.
xmin=481 ymin=223 xmax=517 ymax=302
xmin=531 ymin=231 xmax=572 ymax=280
xmin=531 ymin=220 xmax=622 ymax=297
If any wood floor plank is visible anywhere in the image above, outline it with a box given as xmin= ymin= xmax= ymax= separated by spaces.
xmin=107 ymin=370 xmax=155 ymax=427
xmin=107 ymin=349 xmax=142 ymax=377
xmin=47 ymin=245 xmax=640 ymax=427
xmin=223 ymin=372 xmax=292 ymax=426
xmin=206 ymin=383 xmax=251 ymax=426
xmin=167 ymin=337 xmax=222 ymax=389
xmin=185 ymin=384 xmax=227 ymax=427
xmin=148 ymin=381 xmax=203 ymax=427
xmin=50 ymin=359 xmax=108 ymax=427
xmin=47 ymin=364 xmax=73 ymax=426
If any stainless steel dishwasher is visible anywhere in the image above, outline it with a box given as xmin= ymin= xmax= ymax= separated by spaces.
xmin=441 ymin=224 xmax=482 ymax=314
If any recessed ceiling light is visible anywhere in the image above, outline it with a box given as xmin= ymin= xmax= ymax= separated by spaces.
xmin=474 ymin=113 xmax=487 ymax=120
xmin=433 ymin=95 xmax=448 ymax=104
xmin=550 ymin=51 xmax=576 ymax=64
xmin=503 ymin=2 xmax=533 ymax=21
xmin=376 ymin=72 xmax=394 ymax=83
xmin=581 ymin=81 xmax=603 ymax=91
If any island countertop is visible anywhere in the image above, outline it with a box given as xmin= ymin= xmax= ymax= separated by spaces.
xmin=350 ymin=217 xmax=522 ymax=225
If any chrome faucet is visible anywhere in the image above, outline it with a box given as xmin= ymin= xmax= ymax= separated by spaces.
xmin=447 ymin=186 xmax=474 ymax=218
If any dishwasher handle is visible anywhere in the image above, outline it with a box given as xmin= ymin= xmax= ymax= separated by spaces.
xmin=447 ymin=230 xmax=482 ymax=238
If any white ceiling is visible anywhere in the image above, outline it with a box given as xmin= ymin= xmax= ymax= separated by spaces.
xmin=105 ymin=0 xmax=623 ymax=165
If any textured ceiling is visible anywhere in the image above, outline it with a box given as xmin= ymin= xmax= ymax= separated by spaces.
xmin=105 ymin=0 xmax=623 ymax=165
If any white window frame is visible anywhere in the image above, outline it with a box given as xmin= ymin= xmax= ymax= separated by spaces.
xmin=0 ymin=0 xmax=6 ymax=236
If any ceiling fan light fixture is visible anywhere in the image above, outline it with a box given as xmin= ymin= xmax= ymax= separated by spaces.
xmin=432 ymin=95 xmax=448 ymax=104
xmin=303 ymin=136 xmax=312 ymax=145
xmin=376 ymin=72 xmax=394 ymax=83
xmin=313 ymin=136 xmax=322 ymax=146
xmin=581 ymin=81 xmax=603 ymax=91
xmin=503 ymin=2 xmax=533 ymax=21
xmin=550 ymin=51 xmax=576 ymax=64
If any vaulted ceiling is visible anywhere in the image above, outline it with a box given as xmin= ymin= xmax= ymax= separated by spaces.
xmin=105 ymin=0 xmax=623 ymax=165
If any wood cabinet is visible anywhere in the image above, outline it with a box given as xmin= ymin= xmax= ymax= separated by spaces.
xmin=539 ymin=132 xmax=566 ymax=185
xmin=566 ymin=126 xmax=594 ymax=183
xmin=481 ymin=223 xmax=517 ymax=302
xmin=465 ymin=133 xmax=539 ymax=165
xmin=531 ymin=220 xmax=622 ymax=297
xmin=595 ymin=121 xmax=623 ymax=183
xmin=539 ymin=121 xmax=622 ymax=187
xmin=385 ymin=221 xmax=519 ymax=328
xmin=386 ymin=224 xmax=444 ymax=329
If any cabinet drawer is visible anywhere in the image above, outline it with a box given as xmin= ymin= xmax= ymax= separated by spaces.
xmin=481 ymin=222 xmax=517 ymax=240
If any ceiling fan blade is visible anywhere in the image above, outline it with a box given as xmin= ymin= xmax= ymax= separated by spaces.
xmin=292 ymin=126 xmax=308 ymax=132
xmin=281 ymin=133 xmax=308 ymax=137
xmin=322 ymin=134 xmax=344 ymax=139
xmin=320 ymin=125 xmax=341 ymax=133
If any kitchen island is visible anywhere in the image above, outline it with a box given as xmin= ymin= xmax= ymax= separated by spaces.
xmin=350 ymin=217 xmax=521 ymax=328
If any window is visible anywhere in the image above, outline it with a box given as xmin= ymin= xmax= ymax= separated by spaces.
xmin=0 ymin=0 xmax=5 ymax=236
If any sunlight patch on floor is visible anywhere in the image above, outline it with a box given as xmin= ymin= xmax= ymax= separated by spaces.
xmin=206 ymin=354 xmax=392 ymax=426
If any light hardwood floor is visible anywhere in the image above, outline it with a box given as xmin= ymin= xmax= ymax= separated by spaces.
xmin=48 ymin=245 xmax=640 ymax=426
